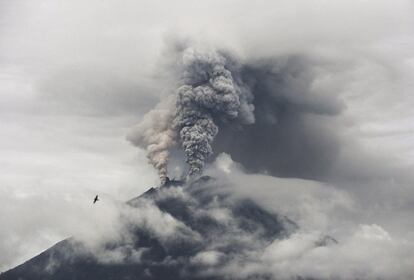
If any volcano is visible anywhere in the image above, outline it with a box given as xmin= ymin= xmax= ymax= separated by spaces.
xmin=0 ymin=176 xmax=319 ymax=280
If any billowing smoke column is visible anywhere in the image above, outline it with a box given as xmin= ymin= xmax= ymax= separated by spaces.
xmin=173 ymin=48 xmax=255 ymax=176
xmin=127 ymin=98 xmax=176 ymax=182
xmin=128 ymin=46 xmax=255 ymax=180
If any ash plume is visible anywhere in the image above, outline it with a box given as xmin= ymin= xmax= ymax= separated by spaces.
xmin=214 ymin=56 xmax=345 ymax=180
xmin=173 ymin=47 xmax=255 ymax=176
xmin=127 ymin=98 xmax=177 ymax=182
xmin=129 ymin=46 xmax=255 ymax=179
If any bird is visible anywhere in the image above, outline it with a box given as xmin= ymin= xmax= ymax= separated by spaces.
xmin=93 ymin=195 xmax=99 ymax=204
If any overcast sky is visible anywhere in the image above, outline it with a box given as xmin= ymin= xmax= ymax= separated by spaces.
xmin=1 ymin=0 xmax=414 ymax=276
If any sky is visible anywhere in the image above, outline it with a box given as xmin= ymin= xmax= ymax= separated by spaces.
xmin=1 ymin=0 xmax=414 ymax=277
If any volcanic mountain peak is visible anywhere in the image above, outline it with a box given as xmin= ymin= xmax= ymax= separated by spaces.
xmin=1 ymin=176 xmax=307 ymax=280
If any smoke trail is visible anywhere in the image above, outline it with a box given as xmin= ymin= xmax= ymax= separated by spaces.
xmin=173 ymin=47 xmax=255 ymax=176
xmin=127 ymin=98 xmax=176 ymax=181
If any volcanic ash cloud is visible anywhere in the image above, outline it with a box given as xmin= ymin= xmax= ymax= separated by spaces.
xmin=128 ymin=46 xmax=255 ymax=180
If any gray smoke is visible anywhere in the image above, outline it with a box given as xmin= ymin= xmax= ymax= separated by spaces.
xmin=173 ymin=47 xmax=255 ymax=176
xmin=129 ymin=49 xmax=346 ymax=181
xmin=214 ymin=56 xmax=346 ymax=181
xmin=127 ymin=98 xmax=177 ymax=181
xmin=129 ymin=46 xmax=255 ymax=179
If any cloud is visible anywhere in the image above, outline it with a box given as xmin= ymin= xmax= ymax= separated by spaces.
xmin=3 ymin=156 xmax=413 ymax=279
xmin=204 ymin=162 xmax=414 ymax=279
xmin=256 ymin=224 xmax=414 ymax=279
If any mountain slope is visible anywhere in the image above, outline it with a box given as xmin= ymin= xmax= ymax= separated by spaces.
xmin=0 ymin=176 xmax=301 ymax=280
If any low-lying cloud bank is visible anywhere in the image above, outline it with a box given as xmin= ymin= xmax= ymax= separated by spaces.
xmin=46 ymin=155 xmax=413 ymax=279
xmin=207 ymin=155 xmax=414 ymax=279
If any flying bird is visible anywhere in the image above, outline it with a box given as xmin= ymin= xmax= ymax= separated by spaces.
xmin=93 ymin=195 xmax=99 ymax=204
